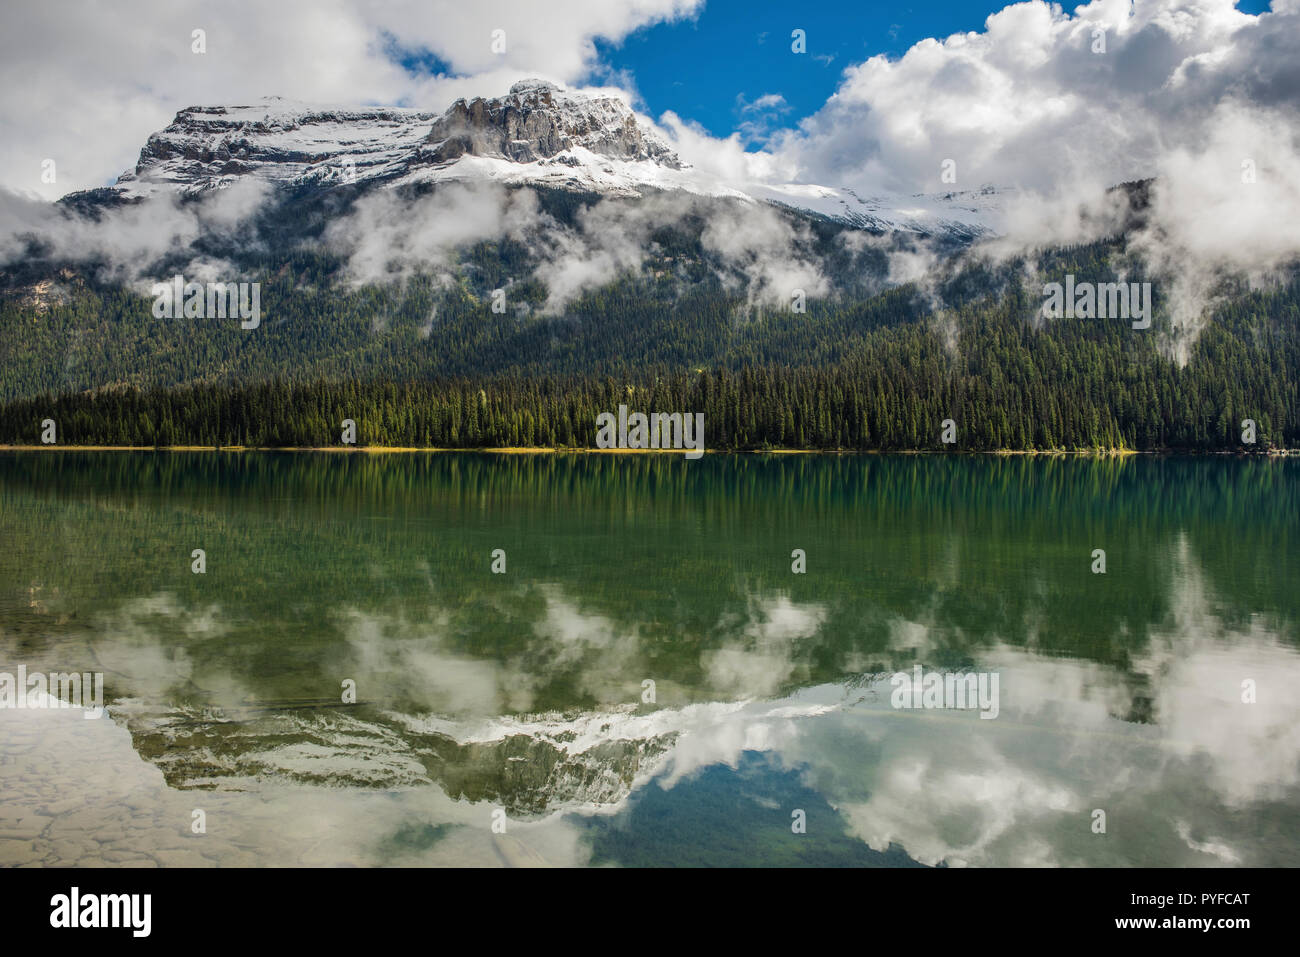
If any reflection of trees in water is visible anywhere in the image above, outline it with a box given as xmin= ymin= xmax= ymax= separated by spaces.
xmin=0 ymin=452 xmax=1294 ymax=723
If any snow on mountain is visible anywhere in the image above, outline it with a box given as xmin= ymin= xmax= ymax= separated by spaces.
xmin=103 ymin=80 xmax=1002 ymax=240
xmin=752 ymin=182 xmax=1005 ymax=244
xmin=422 ymin=79 xmax=681 ymax=167
xmin=111 ymin=98 xmax=440 ymax=197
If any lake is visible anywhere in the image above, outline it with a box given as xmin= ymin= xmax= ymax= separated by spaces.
xmin=1 ymin=451 xmax=1297 ymax=867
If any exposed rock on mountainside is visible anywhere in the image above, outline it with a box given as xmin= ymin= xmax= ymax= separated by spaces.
xmin=88 ymin=80 xmax=1001 ymax=239
xmin=112 ymin=100 xmax=439 ymax=194
xmin=423 ymin=79 xmax=682 ymax=168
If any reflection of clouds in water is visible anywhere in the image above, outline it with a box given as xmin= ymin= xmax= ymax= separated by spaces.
xmin=653 ymin=699 xmax=837 ymax=791
xmin=605 ymin=541 xmax=1300 ymax=867
xmin=337 ymin=587 xmax=648 ymax=715
xmin=529 ymin=586 xmax=646 ymax=704
xmin=1131 ymin=537 xmax=1300 ymax=807
xmin=341 ymin=608 xmax=523 ymax=715
xmin=88 ymin=592 xmax=255 ymax=707
xmin=338 ymin=588 xmax=830 ymax=716
xmin=1151 ymin=640 xmax=1300 ymax=806
xmin=813 ymin=697 xmax=1093 ymax=867
xmin=838 ymin=741 xmax=1079 ymax=868
xmin=0 ymin=667 xmax=837 ymax=866
xmin=795 ymin=545 xmax=1300 ymax=866
xmin=87 ymin=589 xmax=834 ymax=811
xmin=8 ymin=586 xmax=839 ymax=824
xmin=672 ymin=636 xmax=1298 ymax=865
xmin=703 ymin=595 xmax=827 ymax=698
xmin=6 ymin=546 xmax=1297 ymax=866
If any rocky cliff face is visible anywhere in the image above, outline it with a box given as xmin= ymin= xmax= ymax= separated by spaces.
xmin=422 ymin=79 xmax=681 ymax=168
xmin=110 ymin=81 xmax=683 ymax=197
xmin=86 ymin=81 xmax=1000 ymax=239
xmin=113 ymin=99 xmax=439 ymax=194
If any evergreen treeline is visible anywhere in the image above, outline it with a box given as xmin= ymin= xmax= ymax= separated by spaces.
xmin=1 ymin=309 xmax=1294 ymax=451
xmin=2 ymin=183 xmax=1297 ymax=449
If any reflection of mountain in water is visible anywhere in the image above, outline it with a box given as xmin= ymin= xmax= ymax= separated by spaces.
xmin=2 ymin=452 xmax=1299 ymax=864
xmin=119 ymin=700 xmax=680 ymax=813
xmin=112 ymin=693 xmax=830 ymax=816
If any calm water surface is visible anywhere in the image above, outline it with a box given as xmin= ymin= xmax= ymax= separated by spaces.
xmin=1 ymin=452 xmax=1297 ymax=867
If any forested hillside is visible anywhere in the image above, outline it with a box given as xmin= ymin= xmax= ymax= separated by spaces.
xmin=2 ymin=275 xmax=1296 ymax=450
xmin=1 ymin=184 xmax=1296 ymax=450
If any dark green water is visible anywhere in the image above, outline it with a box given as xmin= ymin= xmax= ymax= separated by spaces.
xmin=1 ymin=451 xmax=1297 ymax=866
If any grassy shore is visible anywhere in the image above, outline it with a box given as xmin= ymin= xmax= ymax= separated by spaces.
xmin=0 ymin=445 xmax=1292 ymax=456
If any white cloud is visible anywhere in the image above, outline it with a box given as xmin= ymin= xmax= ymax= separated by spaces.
xmin=325 ymin=181 xmax=542 ymax=286
xmin=4 ymin=0 xmax=1298 ymax=337
xmin=770 ymin=0 xmax=1292 ymax=196
xmin=326 ymin=181 xmax=833 ymax=312
xmin=0 ymin=177 xmax=269 ymax=282
xmin=0 ymin=0 xmax=702 ymax=198
xmin=733 ymin=0 xmax=1300 ymax=342
xmin=740 ymin=93 xmax=789 ymax=114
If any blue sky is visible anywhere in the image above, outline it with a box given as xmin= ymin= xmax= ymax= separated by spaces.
xmin=385 ymin=0 xmax=1276 ymax=149
xmin=586 ymin=0 xmax=1272 ymax=146
xmin=1 ymin=0 xmax=1284 ymax=199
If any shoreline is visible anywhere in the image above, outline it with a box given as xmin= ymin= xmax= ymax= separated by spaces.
xmin=0 ymin=445 xmax=1292 ymax=456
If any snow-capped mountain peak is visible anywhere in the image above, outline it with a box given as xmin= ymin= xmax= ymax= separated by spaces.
xmin=112 ymin=97 xmax=439 ymax=195
xmin=101 ymin=82 xmax=1002 ymax=240
xmin=420 ymin=79 xmax=683 ymax=169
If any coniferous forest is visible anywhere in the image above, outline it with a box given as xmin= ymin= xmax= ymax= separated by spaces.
xmin=2 ymin=185 xmax=1297 ymax=451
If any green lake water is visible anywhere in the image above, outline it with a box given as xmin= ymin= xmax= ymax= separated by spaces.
xmin=1 ymin=451 xmax=1296 ymax=866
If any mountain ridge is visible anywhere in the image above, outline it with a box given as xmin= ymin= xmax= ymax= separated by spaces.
xmin=82 ymin=80 xmax=1002 ymax=242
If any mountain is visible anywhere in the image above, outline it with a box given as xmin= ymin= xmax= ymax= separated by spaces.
xmin=95 ymin=79 xmax=1000 ymax=240
xmin=422 ymin=80 xmax=682 ymax=167
xmin=11 ymin=80 xmax=1295 ymax=453
xmin=110 ymin=101 xmax=440 ymax=195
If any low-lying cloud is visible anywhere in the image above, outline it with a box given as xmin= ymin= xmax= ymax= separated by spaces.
xmin=0 ymin=177 xmax=270 ymax=286
xmin=325 ymin=181 xmax=832 ymax=312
